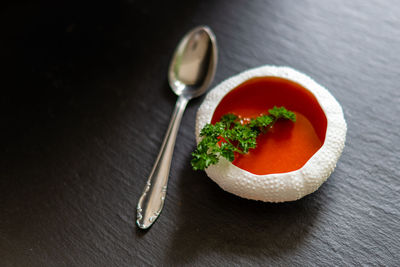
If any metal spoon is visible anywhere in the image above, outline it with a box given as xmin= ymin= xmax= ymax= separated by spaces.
xmin=136 ymin=26 xmax=218 ymax=229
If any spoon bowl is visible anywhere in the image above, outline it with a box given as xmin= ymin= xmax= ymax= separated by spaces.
xmin=137 ymin=26 xmax=217 ymax=229
xmin=168 ymin=26 xmax=217 ymax=98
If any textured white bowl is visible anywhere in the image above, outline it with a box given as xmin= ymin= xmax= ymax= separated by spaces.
xmin=195 ymin=66 xmax=347 ymax=202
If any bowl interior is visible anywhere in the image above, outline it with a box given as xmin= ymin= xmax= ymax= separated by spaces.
xmin=211 ymin=76 xmax=327 ymax=175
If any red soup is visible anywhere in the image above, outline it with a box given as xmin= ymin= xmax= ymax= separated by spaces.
xmin=211 ymin=77 xmax=327 ymax=175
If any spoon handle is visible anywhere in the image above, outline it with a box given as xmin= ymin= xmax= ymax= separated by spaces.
xmin=136 ymin=95 xmax=189 ymax=229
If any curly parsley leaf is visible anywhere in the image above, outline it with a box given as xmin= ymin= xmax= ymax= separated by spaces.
xmin=268 ymin=106 xmax=296 ymax=122
xmin=191 ymin=106 xmax=296 ymax=171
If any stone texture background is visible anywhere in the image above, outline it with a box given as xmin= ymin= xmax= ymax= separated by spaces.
xmin=1 ymin=0 xmax=399 ymax=266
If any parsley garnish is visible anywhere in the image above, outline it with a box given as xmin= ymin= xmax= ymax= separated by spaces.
xmin=191 ymin=106 xmax=296 ymax=171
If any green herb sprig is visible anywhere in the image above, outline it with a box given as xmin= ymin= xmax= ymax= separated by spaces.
xmin=191 ymin=106 xmax=296 ymax=171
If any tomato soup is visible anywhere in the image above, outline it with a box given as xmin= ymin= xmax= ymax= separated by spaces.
xmin=211 ymin=77 xmax=327 ymax=175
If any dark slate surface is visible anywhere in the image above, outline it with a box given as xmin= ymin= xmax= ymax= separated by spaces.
xmin=1 ymin=0 xmax=399 ymax=266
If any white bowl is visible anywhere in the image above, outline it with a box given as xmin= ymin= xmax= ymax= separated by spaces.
xmin=195 ymin=66 xmax=347 ymax=202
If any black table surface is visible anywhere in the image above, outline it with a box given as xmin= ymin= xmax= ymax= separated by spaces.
xmin=1 ymin=0 xmax=400 ymax=266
